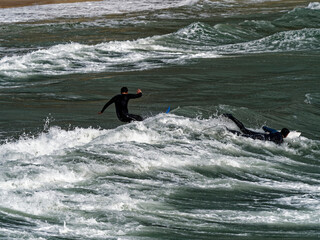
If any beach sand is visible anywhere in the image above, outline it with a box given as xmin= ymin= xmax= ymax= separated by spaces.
xmin=0 ymin=0 xmax=102 ymax=8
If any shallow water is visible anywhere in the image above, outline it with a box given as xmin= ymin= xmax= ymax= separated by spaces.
xmin=0 ymin=0 xmax=320 ymax=239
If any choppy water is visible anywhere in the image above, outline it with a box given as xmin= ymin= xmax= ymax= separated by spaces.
xmin=0 ymin=0 xmax=320 ymax=239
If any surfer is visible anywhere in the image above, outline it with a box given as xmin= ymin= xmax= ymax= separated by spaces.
xmin=223 ymin=113 xmax=290 ymax=144
xmin=98 ymin=87 xmax=143 ymax=122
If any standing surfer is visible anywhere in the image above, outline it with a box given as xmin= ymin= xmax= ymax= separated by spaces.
xmin=98 ymin=87 xmax=143 ymax=122
xmin=223 ymin=113 xmax=290 ymax=144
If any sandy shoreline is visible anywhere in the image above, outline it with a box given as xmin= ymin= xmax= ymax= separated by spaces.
xmin=0 ymin=0 xmax=102 ymax=8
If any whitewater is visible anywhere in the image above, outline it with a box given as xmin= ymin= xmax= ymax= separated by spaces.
xmin=0 ymin=0 xmax=320 ymax=239
xmin=1 ymin=113 xmax=319 ymax=238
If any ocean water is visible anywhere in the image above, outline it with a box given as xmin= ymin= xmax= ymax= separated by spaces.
xmin=0 ymin=0 xmax=320 ymax=239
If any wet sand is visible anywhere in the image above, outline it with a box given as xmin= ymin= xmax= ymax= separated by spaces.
xmin=0 ymin=0 xmax=102 ymax=8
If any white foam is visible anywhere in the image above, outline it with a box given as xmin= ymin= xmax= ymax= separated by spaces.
xmin=0 ymin=35 xmax=219 ymax=79
xmin=197 ymin=208 xmax=320 ymax=224
xmin=2 ymin=22 xmax=317 ymax=80
xmin=0 ymin=113 xmax=319 ymax=238
xmin=0 ymin=126 xmax=103 ymax=159
xmin=216 ymin=28 xmax=320 ymax=54
xmin=307 ymin=2 xmax=320 ymax=10
xmin=0 ymin=113 xmax=315 ymax=169
xmin=0 ymin=0 xmax=200 ymax=23
xmin=0 ymin=189 xmax=65 ymax=215
xmin=304 ymin=93 xmax=320 ymax=105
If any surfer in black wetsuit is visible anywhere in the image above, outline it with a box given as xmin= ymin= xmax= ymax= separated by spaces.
xmin=223 ymin=113 xmax=290 ymax=145
xmin=98 ymin=87 xmax=143 ymax=123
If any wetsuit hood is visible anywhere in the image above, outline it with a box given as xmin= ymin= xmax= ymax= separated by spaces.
xmin=121 ymin=87 xmax=128 ymax=94
xmin=281 ymin=128 xmax=290 ymax=138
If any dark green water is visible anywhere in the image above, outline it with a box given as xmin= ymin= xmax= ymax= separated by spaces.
xmin=0 ymin=0 xmax=320 ymax=239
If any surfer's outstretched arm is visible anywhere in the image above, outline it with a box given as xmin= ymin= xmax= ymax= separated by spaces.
xmin=262 ymin=126 xmax=278 ymax=133
xmin=98 ymin=96 xmax=116 ymax=114
xmin=127 ymin=89 xmax=142 ymax=99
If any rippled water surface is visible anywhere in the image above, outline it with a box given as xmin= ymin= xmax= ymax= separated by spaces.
xmin=0 ymin=0 xmax=320 ymax=239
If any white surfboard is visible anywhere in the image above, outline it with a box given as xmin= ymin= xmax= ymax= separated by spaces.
xmin=285 ymin=131 xmax=301 ymax=139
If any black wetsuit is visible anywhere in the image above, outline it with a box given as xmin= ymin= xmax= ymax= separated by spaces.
xmin=224 ymin=114 xmax=284 ymax=144
xmin=100 ymin=93 xmax=143 ymax=122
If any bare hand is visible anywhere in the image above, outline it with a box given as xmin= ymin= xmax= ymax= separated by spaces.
xmin=98 ymin=112 xmax=102 ymax=114
xmin=137 ymin=89 xmax=142 ymax=94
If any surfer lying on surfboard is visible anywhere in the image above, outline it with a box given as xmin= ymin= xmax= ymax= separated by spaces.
xmin=98 ymin=87 xmax=143 ymax=123
xmin=223 ymin=113 xmax=290 ymax=145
